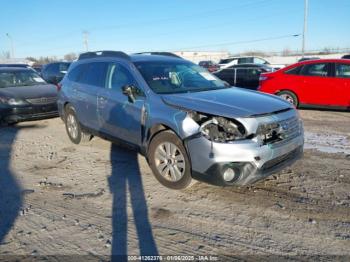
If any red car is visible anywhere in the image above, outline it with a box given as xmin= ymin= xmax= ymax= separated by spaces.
xmin=258 ymin=59 xmax=350 ymax=110
xmin=198 ymin=60 xmax=220 ymax=72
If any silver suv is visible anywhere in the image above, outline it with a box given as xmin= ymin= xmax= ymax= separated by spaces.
xmin=58 ymin=51 xmax=304 ymax=189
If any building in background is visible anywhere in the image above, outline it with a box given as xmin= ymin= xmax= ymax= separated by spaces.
xmin=0 ymin=58 xmax=32 ymax=65
xmin=174 ymin=51 xmax=230 ymax=63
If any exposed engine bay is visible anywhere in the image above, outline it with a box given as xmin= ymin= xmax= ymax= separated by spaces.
xmin=189 ymin=112 xmax=246 ymax=143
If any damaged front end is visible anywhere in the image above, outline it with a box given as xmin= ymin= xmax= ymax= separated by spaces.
xmin=182 ymin=110 xmax=304 ymax=186
xmin=192 ymin=112 xmax=247 ymax=143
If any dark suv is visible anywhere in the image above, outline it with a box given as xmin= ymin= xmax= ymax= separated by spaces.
xmin=41 ymin=62 xmax=71 ymax=85
xmin=58 ymin=51 xmax=303 ymax=189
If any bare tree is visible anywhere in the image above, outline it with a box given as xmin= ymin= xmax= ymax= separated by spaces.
xmin=64 ymin=52 xmax=77 ymax=61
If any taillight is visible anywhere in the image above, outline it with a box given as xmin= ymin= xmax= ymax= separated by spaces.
xmin=259 ymin=75 xmax=269 ymax=81
xmin=56 ymin=83 xmax=62 ymax=91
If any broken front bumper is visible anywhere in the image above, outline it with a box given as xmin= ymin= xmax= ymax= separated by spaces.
xmin=186 ymin=133 xmax=304 ymax=186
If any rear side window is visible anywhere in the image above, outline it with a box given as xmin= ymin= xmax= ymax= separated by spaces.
xmin=219 ymin=58 xmax=235 ymax=64
xmin=45 ymin=63 xmax=59 ymax=75
xmin=238 ymin=57 xmax=253 ymax=64
xmin=80 ymin=62 xmax=109 ymax=87
xmin=59 ymin=63 xmax=70 ymax=73
xmin=335 ymin=63 xmax=350 ymax=78
xmin=253 ymin=58 xmax=268 ymax=64
xmin=300 ymin=63 xmax=329 ymax=77
xmin=285 ymin=66 xmax=302 ymax=75
xmin=68 ymin=64 xmax=85 ymax=82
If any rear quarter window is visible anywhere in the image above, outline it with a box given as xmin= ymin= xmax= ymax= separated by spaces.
xmin=285 ymin=66 xmax=302 ymax=75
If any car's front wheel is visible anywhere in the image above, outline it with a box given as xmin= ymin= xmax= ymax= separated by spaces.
xmin=148 ymin=130 xmax=193 ymax=190
xmin=64 ymin=105 xmax=92 ymax=144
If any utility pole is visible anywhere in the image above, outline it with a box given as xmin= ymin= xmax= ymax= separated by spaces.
xmin=83 ymin=31 xmax=89 ymax=52
xmin=302 ymin=0 xmax=309 ymax=57
xmin=6 ymin=33 xmax=15 ymax=58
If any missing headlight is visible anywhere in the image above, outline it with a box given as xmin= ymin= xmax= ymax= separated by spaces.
xmin=189 ymin=112 xmax=246 ymax=142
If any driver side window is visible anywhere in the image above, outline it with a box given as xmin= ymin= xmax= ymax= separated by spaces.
xmin=106 ymin=63 xmax=137 ymax=91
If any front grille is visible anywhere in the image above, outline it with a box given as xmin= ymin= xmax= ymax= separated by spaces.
xmin=277 ymin=116 xmax=301 ymax=143
xmin=26 ymin=97 xmax=57 ymax=105
xmin=261 ymin=116 xmax=301 ymax=147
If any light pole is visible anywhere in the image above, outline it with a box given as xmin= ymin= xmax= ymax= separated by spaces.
xmin=302 ymin=0 xmax=309 ymax=57
xmin=83 ymin=31 xmax=89 ymax=52
xmin=6 ymin=33 xmax=15 ymax=58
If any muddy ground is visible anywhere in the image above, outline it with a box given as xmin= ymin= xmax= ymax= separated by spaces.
xmin=0 ymin=109 xmax=349 ymax=261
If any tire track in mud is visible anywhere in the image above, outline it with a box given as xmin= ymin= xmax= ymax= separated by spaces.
xmin=16 ymin=176 xmax=350 ymax=258
xmin=19 ymin=196 xmax=276 ymax=257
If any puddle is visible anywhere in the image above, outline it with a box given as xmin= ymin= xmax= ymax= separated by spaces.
xmin=304 ymin=132 xmax=350 ymax=154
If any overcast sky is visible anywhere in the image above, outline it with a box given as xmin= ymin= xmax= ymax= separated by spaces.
xmin=0 ymin=0 xmax=349 ymax=58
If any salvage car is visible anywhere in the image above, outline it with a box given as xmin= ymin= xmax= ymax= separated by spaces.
xmin=214 ymin=63 xmax=273 ymax=90
xmin=58 ymin=51 xmax=304 ymax=189
xmin=259 ymin=59 xmax=350 ymax=109
xmin=41 ymin=62 xmax=71 ymax=85
xmin=0 ymin=67 xmax=58 ymax=124
xmin=218 ymin=56 xmax=285 ymax=70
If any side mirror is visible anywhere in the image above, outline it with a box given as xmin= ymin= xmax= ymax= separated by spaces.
xmin=122 ymin=85 xmax=137 ymax=103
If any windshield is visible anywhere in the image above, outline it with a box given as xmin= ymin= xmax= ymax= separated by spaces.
xmin=135 ymin=61 xmax=227 ymax=94
xmin=0 ymin=70 xmax=46 ymax=88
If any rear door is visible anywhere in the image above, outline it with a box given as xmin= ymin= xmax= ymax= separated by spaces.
xmin=74 ymin=62 xmax=109 ymax=129
xmin=333 ymin=62 xmax=350 ymax=107
xmin=215 ymin=68 xmax=236 ymax=86
xmin=298 ymin=62 xmax=333 ymax=106
xmin=97 ymin=62 xmax=145 ymax=146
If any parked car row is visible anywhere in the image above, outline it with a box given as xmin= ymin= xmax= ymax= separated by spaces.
xmin=1 ymin=51 xmax=348 ymax=190
xmin=213 ymin=63 xmax=274 ymax=90
xmin=218 ymin=56 xmax=285 ymax=70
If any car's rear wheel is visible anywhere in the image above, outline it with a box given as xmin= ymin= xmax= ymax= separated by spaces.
xmin=148 ymin=130 xmax=193 ymax=190
xmin=64 ymin=105 xmax=92 ymax=144
xmin=277 ymin=90 xmax=298 ymax=107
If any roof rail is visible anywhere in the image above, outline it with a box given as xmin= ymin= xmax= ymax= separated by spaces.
xmin=78 ymin=50 xmax=130 ymax=60
xmin=134 ymin=52 xmax=182 ymax=59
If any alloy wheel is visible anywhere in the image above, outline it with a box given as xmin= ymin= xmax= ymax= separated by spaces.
xmin=154 ymin=142 xmax=185 ymax=182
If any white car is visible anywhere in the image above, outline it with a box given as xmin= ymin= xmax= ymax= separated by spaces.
xmin=218 ymin=56 xmax=285 ymax=70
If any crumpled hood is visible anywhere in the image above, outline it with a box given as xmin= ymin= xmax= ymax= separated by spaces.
xmin=0 ymin=84 xmax=57 ymax=100
xmin=162 ymin=87 xmax=292 ymax=118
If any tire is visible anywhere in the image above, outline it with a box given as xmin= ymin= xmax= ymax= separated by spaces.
xmin=148 ymin=130 xmax=194 ymax=190
xmin=64 ymin=105 xmax=92 ymax=144
xmin=277 ymin=90 xmax=298 ymax=107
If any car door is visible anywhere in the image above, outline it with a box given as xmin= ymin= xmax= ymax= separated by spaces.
xmin=333 ymin=62 xmax=350 ymax=107
xmin=97 ymin=62 xmax=145 ymax=146
xmin=298 ymin=62 xmax=333 ymax=106
xmin=215 ymin=68 xmax=236 ymax=86
xmin=74 ymin=62 xmax=109 ymax=129
xmin=234 ymin=67 xmax=247 ymax=87
xmin=245 ymin=67 xmax=262 ymax=90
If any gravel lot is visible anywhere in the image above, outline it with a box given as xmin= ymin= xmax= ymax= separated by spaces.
xmin=0 ymin=109 xmax=349 ymax=261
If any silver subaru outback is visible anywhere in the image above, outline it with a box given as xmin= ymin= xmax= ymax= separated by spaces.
xmin=58 ymin=51 xmax=304 ymax=189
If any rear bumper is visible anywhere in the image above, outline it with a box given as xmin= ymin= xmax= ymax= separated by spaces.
xmin=0 ymin=104 xmax=58 ymax=123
